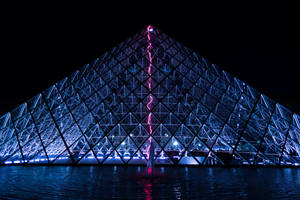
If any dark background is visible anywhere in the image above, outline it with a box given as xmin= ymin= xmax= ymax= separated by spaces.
xmin=1 ymin=5 xmax=299 ymax=117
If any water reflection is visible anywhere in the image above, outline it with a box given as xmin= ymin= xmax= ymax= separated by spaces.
xmin=141 ymin=179 xmax=152 ymax=200
xmin=0 ymin=166 xmax=300 ymax=199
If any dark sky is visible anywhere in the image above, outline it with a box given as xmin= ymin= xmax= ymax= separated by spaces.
xmin=1 ymin=7 xmax=299 ymax=117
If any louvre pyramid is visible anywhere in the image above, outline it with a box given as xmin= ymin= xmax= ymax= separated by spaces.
xmin=1 ymin=26 xmax=300 ymax=166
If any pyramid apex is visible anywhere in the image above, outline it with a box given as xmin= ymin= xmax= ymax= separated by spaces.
xmin=147 ymin=25 xmax=154 ymax=32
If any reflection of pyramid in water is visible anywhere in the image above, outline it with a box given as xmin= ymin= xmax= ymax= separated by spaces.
xmin=1 ymin=25 xmax=300 ymax=166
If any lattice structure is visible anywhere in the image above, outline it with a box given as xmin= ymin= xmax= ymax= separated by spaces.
xmin=1 ymin=26 xmax=300 ymax=166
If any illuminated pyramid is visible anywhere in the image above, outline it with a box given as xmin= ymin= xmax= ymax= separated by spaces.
xmin=1 ymin=25 xmax=300 ymax=166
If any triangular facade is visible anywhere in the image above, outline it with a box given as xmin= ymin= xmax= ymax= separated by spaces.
xmin=0 ymin=25 xmax=300 ymax=166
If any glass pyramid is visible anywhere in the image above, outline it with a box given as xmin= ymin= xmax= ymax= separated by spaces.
xmin=1 ymin=25 xmax=300 ymax=166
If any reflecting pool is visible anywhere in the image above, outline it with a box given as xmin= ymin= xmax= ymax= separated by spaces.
xmin=0 ymin=166 xmax=300 ymax=199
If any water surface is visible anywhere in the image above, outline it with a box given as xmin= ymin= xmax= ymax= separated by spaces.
xmin=0 ymin=166 xmax=300 ymax=199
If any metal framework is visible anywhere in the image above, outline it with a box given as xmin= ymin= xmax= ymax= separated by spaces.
xmin=0 ymin=26 xmax=300 ymax=166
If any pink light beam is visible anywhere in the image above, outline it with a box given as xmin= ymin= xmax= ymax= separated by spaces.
xmin=146 ymin=25 xmax=154 ymax=163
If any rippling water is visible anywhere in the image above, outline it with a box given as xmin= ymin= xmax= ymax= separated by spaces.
xmin=0 ymin=166 xmax=300 ymax=199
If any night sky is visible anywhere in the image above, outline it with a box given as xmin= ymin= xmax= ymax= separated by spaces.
xmin=1 ymin=7 xmax=299 ymax=117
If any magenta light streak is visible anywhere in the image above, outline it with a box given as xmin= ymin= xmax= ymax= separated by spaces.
xmin=146 ymin=95 xmax=153 ymax=110
xmin=146 ymin=25 xmax=154 ymax=161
